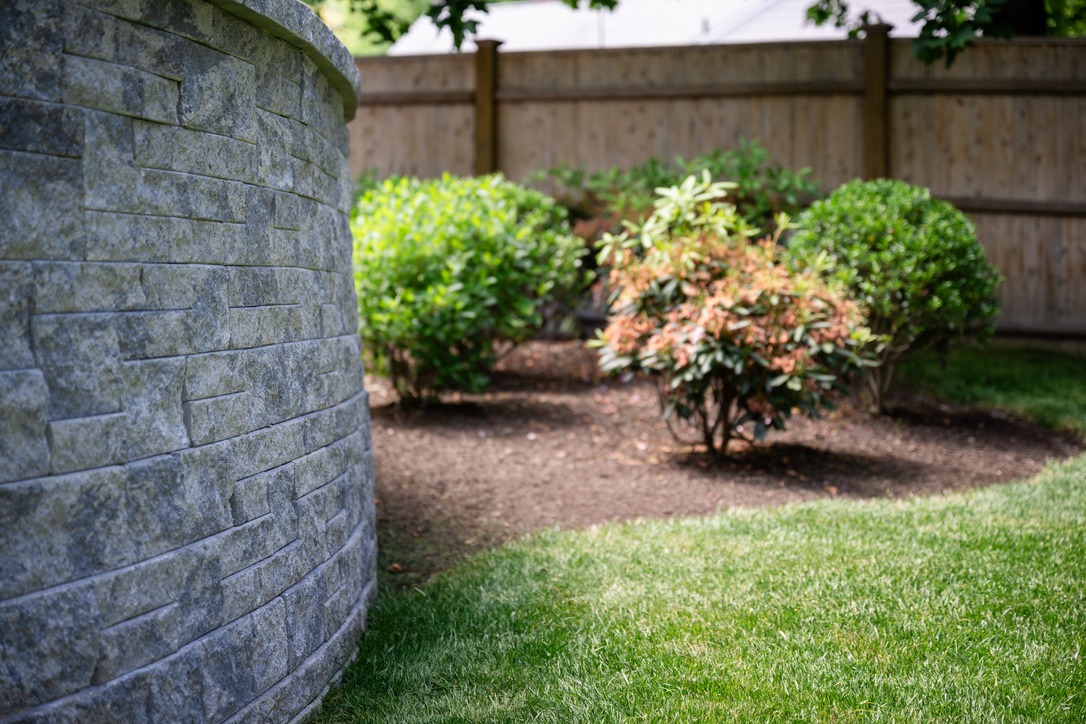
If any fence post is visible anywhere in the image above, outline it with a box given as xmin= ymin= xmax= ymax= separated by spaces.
xmin=474 ymin=39 xmax=502 ymax=175
xmin=862 ymin=23 xmax=891 ymax=179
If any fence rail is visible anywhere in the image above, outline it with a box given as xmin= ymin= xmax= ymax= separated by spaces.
xmin=347 ymin=35 xmax=1086 ymax=336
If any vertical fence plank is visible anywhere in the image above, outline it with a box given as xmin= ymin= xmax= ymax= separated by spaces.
xmin=474 ymin=40 xmax=501 ymax=175
xmin=863 ymin=23 xmax=891 ymax=179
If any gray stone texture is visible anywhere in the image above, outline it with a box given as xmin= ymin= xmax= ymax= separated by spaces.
xmin=0 ymin=0 xmax=372 ymax=721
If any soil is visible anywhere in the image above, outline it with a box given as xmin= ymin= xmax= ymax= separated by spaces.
xmin=367 ymin=341 xmax=1083 ymax=591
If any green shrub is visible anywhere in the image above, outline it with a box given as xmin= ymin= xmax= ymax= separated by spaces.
xmin=788 ymin=179 xmax=1002 ymax=413
xmin=535 ymin=139 xmax=820 ymax=236
xmin=594 ymin=173 xmax=873 ymax=459
xmin=352 ymin=174 xmax=586 ymax=402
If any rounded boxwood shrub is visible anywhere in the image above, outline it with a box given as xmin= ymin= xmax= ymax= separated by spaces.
xmin=352 ymin=174 xmax=586 ymax=402
xmin=788 ymin=179 xmax=1001 ymax=413
xmin=595 ymin=173 xmax=873 ymax=459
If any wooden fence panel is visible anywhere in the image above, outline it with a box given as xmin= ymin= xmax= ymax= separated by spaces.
xmin=349 ymin=39 xmax=1085 ymax=335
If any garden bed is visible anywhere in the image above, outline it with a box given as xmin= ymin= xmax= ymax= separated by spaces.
xmin=367 ymin=340 xmax=1083 ymax=591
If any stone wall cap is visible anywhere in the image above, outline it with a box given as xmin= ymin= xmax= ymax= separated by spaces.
xmin=208 ymin=0 xmax=362 ymax=120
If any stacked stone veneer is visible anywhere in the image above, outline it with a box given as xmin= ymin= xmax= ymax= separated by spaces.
xmin=0 ymin=1 xmax=376 ymax=721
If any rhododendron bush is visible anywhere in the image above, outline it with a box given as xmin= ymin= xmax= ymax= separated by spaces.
xmin=594 ymin=174 xmax=874 ymax=459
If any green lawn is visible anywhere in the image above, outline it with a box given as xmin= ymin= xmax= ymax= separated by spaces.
xmin=896 ymin=339 xmax=1086 ymax=439
xmin=318 ymin=341 xmax=1086 ymax=722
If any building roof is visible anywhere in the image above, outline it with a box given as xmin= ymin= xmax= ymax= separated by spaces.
xmin=389 ymin=0 xmax=922 ymax=55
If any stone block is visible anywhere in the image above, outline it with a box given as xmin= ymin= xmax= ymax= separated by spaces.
xmin=139 ymin=168 xmax=248 ymax=223
xmin=32 ymin=261 xmax=146 ymax=314
xmin=64 ymin=3 xmax=186 ymax=80
xmin=323 ymin=510 xmax=351 ymax=564
xmin=114 ymin=309 xmax=190 ymax=360
xmin=73 ymin=0 xmax=141 ymax=21
xmin=249 ymin=597 xmax=291 ymax=693
xmin=0 ymin=584 xmax=102 ymax=711
xmin=92 ymin=549 xmax=194 ymax=627
xmin=256 ymin=69 xmax=302 ymax=121
xmin=138 ymin=263 xmax=213 ymax=310
xmin=220 ymin=540 xmax=303 ymax=622
xmin=183 ymin=349 xmax=249 ymax=402
xmin=0 ymin=151 xmax=84 ymax=260
xmin=249 ymin=31 xmax=302 ymax=118
xmin=271 ymin=190 xmax=306 ymax=231
xmin=228 ymin=304 xmax=305 ymax=350
xmin=0 ymin=467 xmax=128 ymax=599
xmin=281 ymin=566 xmax=329 ymax=668
xmin=292 ymin=122 xmax=341 ymax=177
xmin=174 ymin=541 xmax=225 ymax=641
xmin=0 ymin=97 xmax=83 ymax=157
xmin=302 ymin=394 xmax=365 ymax=454
xmin=47 ymin=412 xmax=125 ymax=474
xmin=62 ymin=53 xmax=179 ymax=124
xmin=227 ymin=266 xmax=313 ymax=308
xmin=85 ymin=211 xmax=187 ymax=264
xmin=31 ymin=313 xmax=122 ymax=420
xmin=300 ymin=56 xmax=342 ymax=145
xmin=254 ymin=109 xmax=295 ymax=192
xmin=231 ymin=462 xmax=294 ymax=525
xmin=199 ymin=618 xmax=257 ymax=722
xmin=82 ymin=111 xmax=140 ymax=213
xmin=297 ymin=471 xmax=347 ymax=527
xmin=94 ymin=602 xmax=181 ymax=684
xmin=184 ymin=389 xmax=256 ymax=446
xmin=146 ymin=644 xmax=206 ymax=722
xmin=322 ymin=581 xmax=352 ymax=642
xmin=215 ymin=510 xmax=293 ymax=579
xmin=171 ymin=444 xmax=236 ymax=544
xmin=133 ymin=120 xmax=258 ymax=183
xmin=292 ymin=435 xmax=353 ymax=499
xmin=120 ymin=358 xmax=188 ymax=459
xmin=0 ymin=0 xmax=63 ymax=102
xmin=179 ymin=49 xmax=257 ymax=142
xmin=185 ymin=266 xmax=232 ymax=352
xmin=0 ymin=264 xmax=36 ymax=371
xmin=231 ymin=417 xmax=306 ymax=482
xmin=291 ymin=157 xmax=339 ymax=205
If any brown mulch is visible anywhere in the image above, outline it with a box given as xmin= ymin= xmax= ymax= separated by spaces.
xmin=367 ymin=341 xmax=1083 ymax=591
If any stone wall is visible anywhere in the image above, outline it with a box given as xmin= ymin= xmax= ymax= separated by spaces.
xmin=0 ymin=1 xmax=375 ymax=721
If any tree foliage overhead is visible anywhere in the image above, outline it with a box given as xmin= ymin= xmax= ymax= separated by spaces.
xmin=807 ymin=0 xmax=1085 ymax=66
xmin=304 ymin=0 xmax=617 ymax=51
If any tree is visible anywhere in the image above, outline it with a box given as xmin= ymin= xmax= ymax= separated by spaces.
xmin=806 ymin=0 xmax=1085 ymax=66
xmin=303 ymin=0 xmax=617 ymax=52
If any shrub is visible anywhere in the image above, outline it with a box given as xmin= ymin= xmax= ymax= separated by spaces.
xmin=352 ymin=174 xmax=586 ymax=402
xmin=594 ymin=173 xmax=873 ymax=459
xmin=788 ymin=179 xmax=1002 ymax=413
xmin=535 ymin=139 xmax=820 ymax=236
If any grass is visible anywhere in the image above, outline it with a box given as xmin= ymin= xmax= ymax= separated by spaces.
xmin=317 ymin=340 xmax=1086 ymax=722
xmin=896 ymin=339 xmax=1086 ymax=439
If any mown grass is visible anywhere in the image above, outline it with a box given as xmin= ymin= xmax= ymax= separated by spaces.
xmin=317 ymin=341 xmax=1086 ymax=722
xmin=320 ymin=456 xmax=1086 ymax=722
xmin=896 ymin=339 xmax=1086 ymax=439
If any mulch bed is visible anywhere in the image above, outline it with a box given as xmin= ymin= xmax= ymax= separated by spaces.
xmin=367 ymin=341 xmax=1083 ymax=591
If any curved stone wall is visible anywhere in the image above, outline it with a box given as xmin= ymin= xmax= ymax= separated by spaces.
xmin=0 ymin=1 xmax=375 ymax=721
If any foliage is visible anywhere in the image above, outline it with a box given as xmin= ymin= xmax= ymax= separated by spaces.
xmin=788 ymin=179 xmax=1001 ymax=413
xmin=307 ymin=0 xmax=617 ymax=50
xmin=897 ymin=340 xmax=1086 ymax=438
xmin=593 ymin=173 xmax=872 ymax=459
xmin=806 ymin=0 xmax=1084 ymax=67
xmin=316 ymin=454 xmax=1086 ymax=722
xmin=536 ymin=140 xmax=820 ymax=238
xmin=351 ymin=174 xmax=586 ymax=402
xmin=300 ymin=0 xmax=426 ymax=54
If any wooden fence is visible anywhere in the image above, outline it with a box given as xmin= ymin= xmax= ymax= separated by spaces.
xmin=347 ymin=34 xmax=1086 ymax=336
